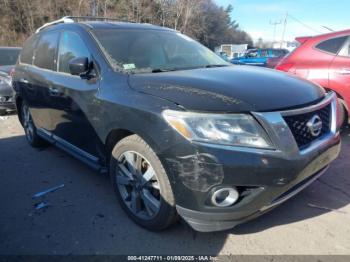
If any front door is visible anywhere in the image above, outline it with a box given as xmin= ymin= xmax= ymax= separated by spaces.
xmin=49 ymin=30 xmax=102 ymax=157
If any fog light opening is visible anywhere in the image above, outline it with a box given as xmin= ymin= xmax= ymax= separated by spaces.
xmin=211 ymin=187 xmax=239 ymax=207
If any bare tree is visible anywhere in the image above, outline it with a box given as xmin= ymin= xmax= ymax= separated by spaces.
xmin=0 ymin=0 xmax=252 ymax=48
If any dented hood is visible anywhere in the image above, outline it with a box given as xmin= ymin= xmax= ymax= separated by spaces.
xmin=128 ymin=65 xmax=325 ymax=112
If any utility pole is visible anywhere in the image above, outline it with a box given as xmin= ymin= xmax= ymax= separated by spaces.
xmin=270 ymin=20 xmax=282 ymax=43
xmin=90 ymin=0 xmax=98 ymax=16
xmin=280 ymin=12 xmax=288 ymax=48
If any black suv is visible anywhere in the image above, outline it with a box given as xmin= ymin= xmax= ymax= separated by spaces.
xmin=13 ymin=17 xmax=342 ymax=232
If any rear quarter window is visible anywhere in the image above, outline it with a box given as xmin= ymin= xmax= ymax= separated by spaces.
xmin=315 ymin=36 xmax=348 ymax=54
xmin=20 ymin=36 xmax=38 ymax=65
xmin=338 ymin=37 xmax=350 ymax=57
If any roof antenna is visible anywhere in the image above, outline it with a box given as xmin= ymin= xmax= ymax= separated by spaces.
xmin=322 ymin=26 xmax=334 ymax=32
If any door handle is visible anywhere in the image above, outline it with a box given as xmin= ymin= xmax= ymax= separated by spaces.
xmin=338 ymin=68 xmax=350 ymax=75
xmin=19 ymin=78 xmax=29 ymax=84
xmin=49 ymin=87 xmax=63 ymax=96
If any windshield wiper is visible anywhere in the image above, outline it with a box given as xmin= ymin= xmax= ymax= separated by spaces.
xmin=152 ymin=68 xmax=169 ymax=73
xmin=151 ymin=68 xmax=179 ymax=73
xmin=204 ymin=64 xmax=229 ymax=68
xmin=151 ymin=65 xmax=229 ymax=73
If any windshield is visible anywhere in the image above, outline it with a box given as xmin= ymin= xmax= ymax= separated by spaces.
xmin=92 ymin=29 xmax=229 ymax=73
xmin=0 ymin=48 xmax=21 ymax=66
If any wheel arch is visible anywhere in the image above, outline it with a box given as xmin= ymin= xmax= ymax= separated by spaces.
xmin=104 ymin=128 xmax=135 ymax=163
xmin=103 ymin=126 xmax=164 ymax=166
xmin=323 ymin=87 xmax=349 ymax=123
xmin=15 ymin=95 xmax=24 ymax=125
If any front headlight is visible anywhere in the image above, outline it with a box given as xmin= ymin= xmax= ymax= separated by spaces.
xmin=162 ymin=110 xmax=274 ymax=149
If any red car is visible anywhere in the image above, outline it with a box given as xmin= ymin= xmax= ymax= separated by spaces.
xmin=276 ymin=29 xmax=350 ymax=125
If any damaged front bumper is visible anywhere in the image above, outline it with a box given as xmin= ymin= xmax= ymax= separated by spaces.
xmin=162 ymin=92 xmax=341 ymax=232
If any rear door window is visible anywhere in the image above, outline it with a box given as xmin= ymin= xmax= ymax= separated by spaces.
xmin=246 ymin=50 xmax=258 ymax=58
xmin=315 ymin=36 xmax=348 ymax=54
xmin=34 ymin=31 xmax=59 ymax=71
xmin=58 ymin=31 xmax=90 ymax=74
xmin=271 ymin=49 xmax=287 ymax=57
xmin=260 ymin=50 xmax=269 ymax=57
xmin=20 ymin=35 xmax=39 ymax=65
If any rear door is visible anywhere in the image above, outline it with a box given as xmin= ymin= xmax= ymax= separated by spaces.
xmin=305 ymin=36 xmax=348 ymax=88
xmin=49 ymin=30 xmax=102 ymax=157
xmin=329 ymin=36 xmax=350 ymax=106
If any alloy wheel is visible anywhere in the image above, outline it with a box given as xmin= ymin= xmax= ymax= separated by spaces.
xmin=116 ymin=151 xmax=161 ymax=220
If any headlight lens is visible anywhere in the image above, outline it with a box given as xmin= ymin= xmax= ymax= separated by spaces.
xmin=163 ymin=110 xmax=274 ymax=149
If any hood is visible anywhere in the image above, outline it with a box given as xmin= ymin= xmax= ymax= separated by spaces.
xmin=128 ymin=65 xmax=325 ymax=112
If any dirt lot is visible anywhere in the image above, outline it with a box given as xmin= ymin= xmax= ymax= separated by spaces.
xmin=0 ymin=114 xmax=349 ymax=255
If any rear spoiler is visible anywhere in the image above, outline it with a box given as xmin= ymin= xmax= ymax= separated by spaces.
xmin=295 ymin=36 xmax=312 ymax=44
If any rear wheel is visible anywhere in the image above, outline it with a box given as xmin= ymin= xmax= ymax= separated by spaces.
xmin=0 ymin=109 xmax=6 ymax=116
xmin=21 ymin=103 xmax=46 ymax=147
xmin=110 ymin=135 xmax=177 ymax=230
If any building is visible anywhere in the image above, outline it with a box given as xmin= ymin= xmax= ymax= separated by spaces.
xmin=272 ymin=41 xmax=299 ymax=52
xmin=215 ymin=44 xmax=248 ymax=59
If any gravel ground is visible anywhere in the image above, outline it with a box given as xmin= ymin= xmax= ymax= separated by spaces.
xmin=0 ymin=114 xmax=349 ymax=255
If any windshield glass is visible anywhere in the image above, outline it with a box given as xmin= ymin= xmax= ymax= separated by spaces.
xmin=0 ymin=48 xmax=21 ymax=66
xmin=92 ymin=29 xmax=229 ymax=73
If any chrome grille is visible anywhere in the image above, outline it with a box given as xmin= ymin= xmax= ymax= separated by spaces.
xmin=283 ymin=104 xmax=331 ymax=149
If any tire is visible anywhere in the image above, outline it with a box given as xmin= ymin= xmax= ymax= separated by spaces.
xmin=0 ymin=109 xmax=6 ymax=116
xmin=110 ymin=134 xmax=178 ymax=230
xmin=339 ymin=99 xmax=349 ymax=128
xmin=21 ymin=102 xmax=46 ymax=147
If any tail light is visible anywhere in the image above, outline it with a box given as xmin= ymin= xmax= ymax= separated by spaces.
xmin=275 ymin=62 xmax=294 ymax=72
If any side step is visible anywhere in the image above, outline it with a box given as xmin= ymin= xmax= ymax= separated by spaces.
xmin=37 ymin=128 xmax=108 ymax=174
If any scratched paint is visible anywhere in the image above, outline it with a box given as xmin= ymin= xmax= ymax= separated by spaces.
xmin=148 ymin=85 xmax=242 ymax=106
xmin=167 ymin=153 xmax=224 ymax=192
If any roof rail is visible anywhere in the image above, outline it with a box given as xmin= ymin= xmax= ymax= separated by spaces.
xmin=65 ymin=16 xmax=135 ymax=22
xmin=35 ymin=16 xmax=135 ymax=33
xmin=35 ymin=16 xmax=74 ymax=33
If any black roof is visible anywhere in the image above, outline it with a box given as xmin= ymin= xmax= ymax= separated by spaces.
xmin=0 ymin=47 xmax=22 ymax=50
xmin=40 ymin=20 xmax=176 ymax=33
xmin=83 ymin=21 xmax=175 ymax=31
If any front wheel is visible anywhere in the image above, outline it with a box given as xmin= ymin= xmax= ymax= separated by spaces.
xmin=110 ymin=135 xmax=178 ymax=230
xmin=21 ymin=103 xmax=46 ymax=147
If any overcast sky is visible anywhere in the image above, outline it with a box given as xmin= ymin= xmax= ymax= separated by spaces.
xmin=214 ymin=0 xmax=349 ymax=42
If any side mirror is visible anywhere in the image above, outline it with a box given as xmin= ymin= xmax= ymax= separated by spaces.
xmin=69 ymin=57 xmax=89 ymax=76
